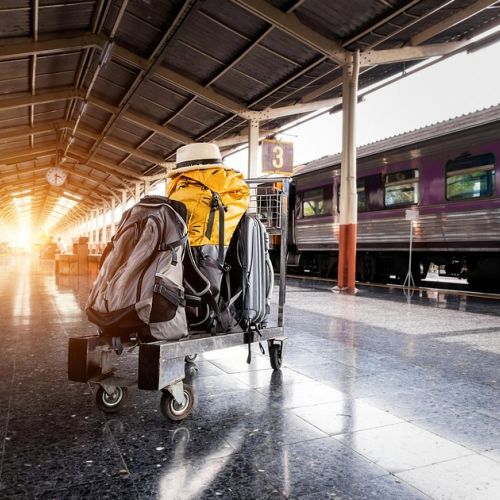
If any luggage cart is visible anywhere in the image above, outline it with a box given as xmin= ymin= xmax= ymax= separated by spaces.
xmin=68 ymin=178 xmax=290 ymax=421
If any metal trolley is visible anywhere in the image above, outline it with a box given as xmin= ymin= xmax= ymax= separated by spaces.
xmin=68 ymin=178 xmax=290 ymax=421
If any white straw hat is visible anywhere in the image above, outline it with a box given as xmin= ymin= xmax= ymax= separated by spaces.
xmin=175 ymin=142 xmax=222 ymax=170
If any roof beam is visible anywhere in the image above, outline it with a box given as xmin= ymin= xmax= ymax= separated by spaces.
xmin=66 ymin=152 xmax=136 ymax=196
xmin=0 ymin=133 xmax=153 ymax=185
xmin=131 ymin=0 xmax=307 ymax=175
xmin=0 ymin=88 xmax=192 ymax=147
xmin=0 ymin=164 xmax=122 ymax=194
xmin=0 ymin=177 xmax=107 ymax=203
xmin=0 ymin=159 xmax=131 ymax=198
xmin=0 ymin=164 xmax=53 ymax=182
xmin=0 ymin=89 xmax=83 ymax=111
xmin=300 ymin=0 xmax=498 ymax=100
xmin=0 ymin=120 xmax=73 ymax=142
xmin=29 ymin=0 xmax=39 ymax=150
xmin=86 ymin=95 xmax=193 ymax=144
xmin=242 ymin=96 xmax=343 ymax=120
xmin=0 ymin=149 xmax=56 ymax=167
xmin=229 ymin=0 xmax=346 ymax=64
xmin=0 ymin=33 xmax=105 ymax=61
xmin=359 ymin=40 xmax=468 ymax=66
xmin=0 ymin=144 xmax=57 ymax=164
xmin=411 ymin=0 xmax=498 ymax=46
xmin=216 ymin=126 xmax=281 ymax=148
xmin=76 ymin=124 xmax=170 ymax=166
xmin=68 ymin=147 xmax=143 ymax=181
xmin=83 ymin=1 xmax=195 ymax=166
xmin=343 ymin=0 xmax=424 ymax=48
xmin=298 ymin=1 xmax=469 ymax=102
xmin=300 ymin=74 xmax=344 ymax=103
xmin=113 ymin=45 xmax=248 ymax=116
xmin=157 ymin=66 xmax=247 ymax=116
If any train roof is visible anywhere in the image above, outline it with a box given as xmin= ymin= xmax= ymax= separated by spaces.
xmin=295 ymin=103 xmax=500 ymax=175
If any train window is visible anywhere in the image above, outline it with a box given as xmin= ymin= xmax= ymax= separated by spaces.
xmin=302 ymin=188 xmax=327 ymax=217
xmin=384 ymin=169 xmax=419 ymax=207
xmin=336 ymin=179 xmax=367 ymax=212
xmin=445 ymin=153 xmax=495 ymax=200
xmin=357 ymin=178 xmax=367 ymax=212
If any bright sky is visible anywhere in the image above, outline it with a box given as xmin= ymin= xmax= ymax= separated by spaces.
xmin=227 ymin=37 xmax=500 ymax=174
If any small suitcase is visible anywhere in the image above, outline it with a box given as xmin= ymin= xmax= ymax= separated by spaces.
xmin=237 ymin=214 xmax=274 ymax=327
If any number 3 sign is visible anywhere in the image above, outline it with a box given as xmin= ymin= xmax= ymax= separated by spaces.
xmin=262 ymin=139 xmax=293 ymax=174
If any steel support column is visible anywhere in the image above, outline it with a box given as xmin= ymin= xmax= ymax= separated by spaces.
xmin=101 ymin=206 xmax=107 ymax=245
xmin=134 ymin=181 xmax=142 ymax=203
xmin=85 ymin=214 xmax=89 ymax=241
xmin=110 ymin=198 xmax=116 ymax=236
xmin=89 ymin=210 xmax=95 ymax=249
xmin=121 ymin=189 xmax=128 ymax=212
xmin=247 ymin=118 xmax=259 ymax=178
xmin=87 ymin=213 xmax=92 ymax=241
xmin=96 ymin=209 xmax=101 ymax=250
xmin=94 ymin=209 xmax=99 ymax=251
xmin=337 ymin=50 xmax=360 ymax=293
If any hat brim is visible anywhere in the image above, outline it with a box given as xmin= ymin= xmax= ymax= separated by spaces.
xmin=167 ymin=163 xmax=234 ymax=177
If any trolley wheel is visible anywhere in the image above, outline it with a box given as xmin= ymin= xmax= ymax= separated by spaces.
xmin=185 ymin=353 xmax=198 ymax=362
xmin=160 ymin=385 xmax=194 ymax=422
xmin=95 ymin=386 xmax=128 ymax=413
xmin=269 ymin=344 xmax=283 ymax=370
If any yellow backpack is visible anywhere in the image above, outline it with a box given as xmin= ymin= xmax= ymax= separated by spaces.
xmin=167 ymin=166 xmax=250 ymax=254
xmin=167 ymin=166 xmax=250 ymax=332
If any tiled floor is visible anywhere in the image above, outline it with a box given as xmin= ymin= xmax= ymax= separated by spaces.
xmin=1 ymin=256 xmax=500 ymax=499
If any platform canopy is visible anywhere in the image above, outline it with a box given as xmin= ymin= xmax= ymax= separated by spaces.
xmin=1 ymin=0 xmax=500 ymax=234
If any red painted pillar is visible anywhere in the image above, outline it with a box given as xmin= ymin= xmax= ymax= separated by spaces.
xmin=337 ymin=51 xmax=360 ymax=293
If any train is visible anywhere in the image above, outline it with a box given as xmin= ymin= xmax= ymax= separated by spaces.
xmin=279 ymin=104 xmax=500 ymax=290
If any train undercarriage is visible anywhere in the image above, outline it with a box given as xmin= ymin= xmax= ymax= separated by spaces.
xmin=281 ymin=250 xmax=500 ymax=292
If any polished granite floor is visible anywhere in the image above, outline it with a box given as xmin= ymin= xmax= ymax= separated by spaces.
xmin=1 ymin=256 xmax=500 ymax=499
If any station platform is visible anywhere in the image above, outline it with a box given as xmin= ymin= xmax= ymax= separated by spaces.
xmin=1 ymin=256 xmax=500 ymax=499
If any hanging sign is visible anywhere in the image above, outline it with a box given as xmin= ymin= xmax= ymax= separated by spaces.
xmin=262 ymin=139 xmax=294 ymax=174
xmin=405 ymin=208 xmax=419 ymax=221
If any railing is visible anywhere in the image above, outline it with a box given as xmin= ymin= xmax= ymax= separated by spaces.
xmin=247 ymin=183 xmax=283 ymax=232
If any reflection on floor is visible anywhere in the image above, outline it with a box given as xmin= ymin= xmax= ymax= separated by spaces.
xmin=1 ymin=256 xmax=500 ymax=499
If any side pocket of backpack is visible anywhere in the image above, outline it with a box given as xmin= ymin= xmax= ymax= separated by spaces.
xmin=150 ymin=275 xmax=185 ymax=323
xmin=148 ymin=247 xmax=188 ymax=341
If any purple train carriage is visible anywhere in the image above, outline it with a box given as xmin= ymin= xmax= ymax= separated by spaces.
xmin=285 ymin=104 xmax=500 ymax=290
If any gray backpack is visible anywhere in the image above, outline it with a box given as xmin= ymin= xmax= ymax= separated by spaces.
xmin=86 ymin=196 xmax=188 ymax=342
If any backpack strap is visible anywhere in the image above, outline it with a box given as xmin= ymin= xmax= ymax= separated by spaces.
xmin=157 ymin=204 xmax=188 ymax=265
xmin=153 ymin=282 xmax=186 ymax=307
xmin=159 ymin=234 xmax=187 ymax=265
xmin=205 ymin=192 xmax=226 ymax=265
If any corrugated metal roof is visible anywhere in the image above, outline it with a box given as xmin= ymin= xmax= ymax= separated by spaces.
xmin=0 ymin=0 xmax=499 ymax=232
xmin=295 ymin=102 xmax=500 ymax=174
